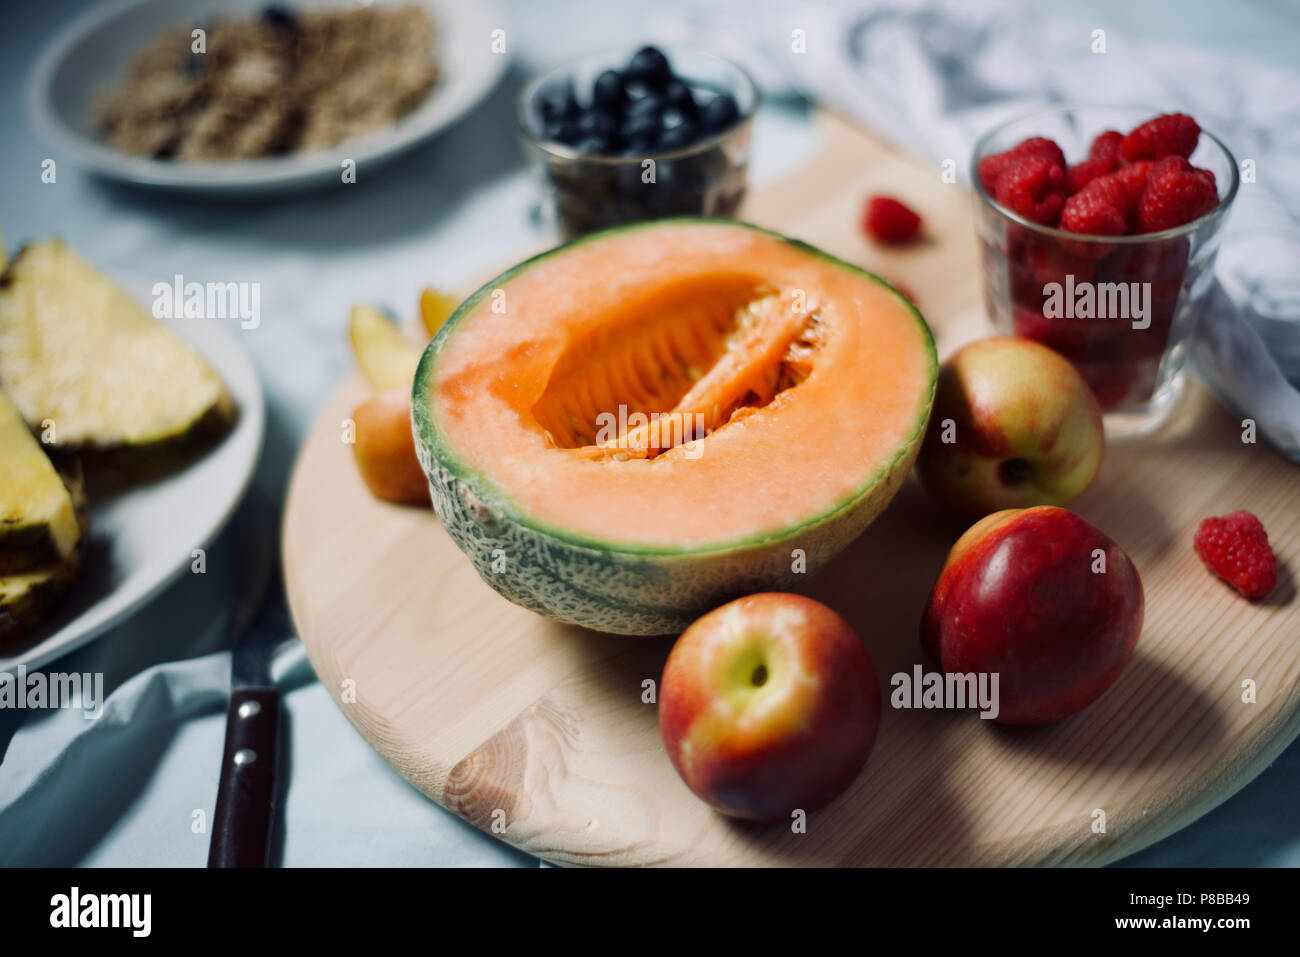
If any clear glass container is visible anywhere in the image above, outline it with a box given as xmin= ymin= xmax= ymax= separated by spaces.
xmin=517 ymin=48 xmax=758 ymax=241
xmin=972 ymin=107 xmax=1238 ymax=437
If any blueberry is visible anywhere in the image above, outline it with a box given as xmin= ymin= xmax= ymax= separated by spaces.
xmin=545 ymin=118 xmax=582 ymax=145
xmin=592 ymin=69 xmax=625 ymax=111
xmin=626 ymin=46 xmax=671 ymax=87
xmin=623 ymin=93 xmax=662 ymax=125
xmin=662 ymin=78 xmax=697 ymax=115
xmin=578 ymin=110 xmax=616 ymax=138
xmin=623 ymin=80 xmax=654 ymax=104
xmin=658 ymin=122 xmax=697 ymax=152
xmin=699 ymin=93 xmax=741 ymax=134
xmin=621 ymin=136 xmax=657 ymax=158
xmin=262 ymin=5 xmax=298 ymax=30
xmin=659 ymin=108 xmax=688 ymax=132
xmin=574 ymin=135 xmax=610 ymax=156
xmin=620 ymin=111 xmax=660 ymax=145
xmin=537 ymin=78 xmax=579 ymax=123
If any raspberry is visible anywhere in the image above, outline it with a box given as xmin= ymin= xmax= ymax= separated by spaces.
xmin=862 ymin=195 xmax=923 ymax=244
xmin=1067 ymin=130 xmax=1123 ymax=192
xmin=1017 ymin=136 xmax=1067 ymax=168
xmin=994 ymin=154 xmax=1066 ymax=225
xmin=1194 ymin=511 xmax=1278 ymax=600
xmin=1085 ymin=172 xmax=1136 ymax=216
xmin=1136 ymin=156 xmax=1218 ymax=232
xmin=977 ymin=154 xmax=1009 ymax=195
xmin=1112 ymin=159 xmax=1155 ymax=205
xmin=977 ymin=137 xmax=1066 ymax=193
xmin=1061 ymin=167 xmax=1144 ymax=245
xmin=1122 ymin=113 xmax=1200 ymax=161
xmin=1060 ymin=188 xmax=1127 ymax=236
xmin=887 ymin=279 xmax=918 ymax=303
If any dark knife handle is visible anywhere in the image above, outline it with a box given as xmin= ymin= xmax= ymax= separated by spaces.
xmin=208 ymin=688 xmax=280 ymax=867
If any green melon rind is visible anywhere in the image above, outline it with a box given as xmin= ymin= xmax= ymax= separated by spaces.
xmin=412 ymin=219 xmax=937 ymax=635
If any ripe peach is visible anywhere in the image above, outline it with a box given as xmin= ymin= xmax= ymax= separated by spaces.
xmin=352 ymin=388 xmax=428 ymax=505
xmin=660 ymin=593 xmax=881 ymax=820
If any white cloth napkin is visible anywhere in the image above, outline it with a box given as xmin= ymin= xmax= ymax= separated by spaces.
xmin=659 ymin=0 xmax=1300 ymax=459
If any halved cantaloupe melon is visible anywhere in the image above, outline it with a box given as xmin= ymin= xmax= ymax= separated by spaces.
xmin=413 ymin=220 xmax=937 ymax=634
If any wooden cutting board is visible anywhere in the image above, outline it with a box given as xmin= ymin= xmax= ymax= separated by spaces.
xmin=283 ymin=113 xmax=1300 ymax=866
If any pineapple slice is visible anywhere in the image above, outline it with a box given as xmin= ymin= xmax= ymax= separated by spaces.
xmin=0 ymin=557 xmax=78 ymax=643
xmin=0 ymin=239 xmax=234 ymax=461
xmin=0 ymin=388 xmax=81 ymax=575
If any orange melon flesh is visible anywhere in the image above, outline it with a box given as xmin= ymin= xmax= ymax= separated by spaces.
xmin=425 ymin=221 xmax=933 ymax=550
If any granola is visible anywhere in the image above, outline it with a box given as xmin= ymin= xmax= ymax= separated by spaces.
xmin=93 ymin=5 xmax=439 ymax=161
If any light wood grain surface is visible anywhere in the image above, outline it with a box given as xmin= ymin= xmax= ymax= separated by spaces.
xmin=283 ymin=113 xmax=1300 ymax=866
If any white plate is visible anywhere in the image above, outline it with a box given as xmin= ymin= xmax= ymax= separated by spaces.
xmin=29 ymin=0 xmax=507 ymax=195
xmin=0 ymin=283 xmax=265 ymax=672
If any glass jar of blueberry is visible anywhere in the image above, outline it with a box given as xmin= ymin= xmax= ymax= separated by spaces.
xmin=518 ymin=46 xmax=758 ymax=240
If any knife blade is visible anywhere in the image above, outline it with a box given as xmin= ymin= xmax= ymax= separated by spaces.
xmin=207 ymin=495 xmax=293 ymax=868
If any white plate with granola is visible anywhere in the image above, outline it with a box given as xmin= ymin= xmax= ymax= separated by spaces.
xmin=29 ymin=0 xmax=506 ymax=194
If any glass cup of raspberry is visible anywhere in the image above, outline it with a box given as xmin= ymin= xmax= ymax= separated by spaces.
xmin=972 ymin=107 xmax=1239 ymax=437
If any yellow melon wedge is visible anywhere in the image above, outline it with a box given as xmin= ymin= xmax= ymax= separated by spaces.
xmin=419 ymin=287 xmax=458 ymax=340
xmin=349 ymin=304 xmax=422 ymax=391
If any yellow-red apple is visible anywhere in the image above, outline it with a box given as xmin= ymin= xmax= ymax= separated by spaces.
xmin=916 ymin=337 xmax=1104 ymax=519
xmin=659 ymin=593 xmax=880 ymax=820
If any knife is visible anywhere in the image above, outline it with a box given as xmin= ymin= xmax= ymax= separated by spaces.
xmin=207 ymin=496 xmax=292 ymax=868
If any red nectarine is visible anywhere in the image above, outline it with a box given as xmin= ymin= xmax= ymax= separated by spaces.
xmin=660 ymin=593 xmax=881 ymax=820
xmin=922 ymin=506 xmax=1143 ymax=725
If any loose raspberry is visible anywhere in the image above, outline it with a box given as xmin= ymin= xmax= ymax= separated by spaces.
xmin=977 ymin=136 xmax=1066 ymax=194
xmin=888 ymin=279 xmax=918 ymax=303
xmin=1067 ymin=130 xmax=1124 ymax=192
xmin=862 ymin=195 xmax=923 ymax=244
xmin=994 ymin=154 xmax=1066 ymax=225
xmin=1194 ymin=511 xmax=1278 ymax=600
xmin=1136 ymin=156 xmax=1218 ymax=232
xmin=1122 ymin=113 xmax=1200 ymax=161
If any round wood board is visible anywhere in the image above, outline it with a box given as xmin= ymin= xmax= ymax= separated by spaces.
xmin=283 ymin=114 xmax=1300 ymax=866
